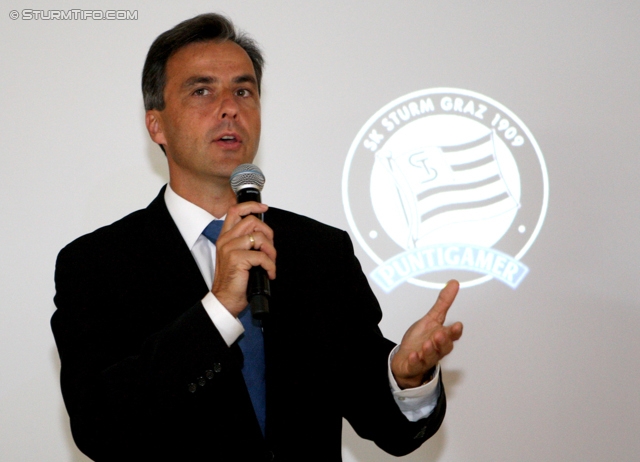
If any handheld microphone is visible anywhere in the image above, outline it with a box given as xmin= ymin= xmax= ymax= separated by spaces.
xmin=230 ymin=163 xmax=270 ymax=319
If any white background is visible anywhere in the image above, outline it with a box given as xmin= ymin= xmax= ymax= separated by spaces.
xmin=1 ymin=1 xmax=639 ymax=460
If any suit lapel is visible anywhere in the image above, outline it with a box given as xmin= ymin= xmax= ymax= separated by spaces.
xmin=140 ymin=187 xmax=210 ymax=319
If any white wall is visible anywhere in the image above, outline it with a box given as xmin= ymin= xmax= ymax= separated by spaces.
xmin=1 ymin=1 xmax=639 ymax=460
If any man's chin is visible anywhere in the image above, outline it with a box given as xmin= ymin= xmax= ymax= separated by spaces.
xmin=216 ymin=156 xmax=256 ymax=174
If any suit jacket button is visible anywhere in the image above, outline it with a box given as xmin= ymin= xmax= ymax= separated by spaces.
xmin=197 ymin=377 xmax=206 ymax=387
xmin=205 ymin=370 xmax=214 ymax=380
xmin=188 ymin=383 xmax=197 ymax=393
xmin=213 ymin=363 xmax=222 ymax=373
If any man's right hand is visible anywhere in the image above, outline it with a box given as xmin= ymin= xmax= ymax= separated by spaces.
xmin=211 ymin=201 xmax=276 ymax=317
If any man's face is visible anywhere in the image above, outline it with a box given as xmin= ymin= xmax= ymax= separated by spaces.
xmin=146 ymin=40 xmax=261 ymax=187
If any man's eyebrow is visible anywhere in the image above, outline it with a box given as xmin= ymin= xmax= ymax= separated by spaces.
xmin=182 ymin=74 xmax=258 ymax=88
xmin=233 ymin=74 xmax=258 ymax=86
xmin=183 ymin=76 xmax=217 ymax=88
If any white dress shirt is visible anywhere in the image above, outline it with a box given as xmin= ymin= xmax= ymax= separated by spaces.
xmin=163 ymin=185 xmax=440 ymax=421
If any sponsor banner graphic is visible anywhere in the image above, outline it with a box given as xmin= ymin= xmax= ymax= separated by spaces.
xmin=371 ymin=244 xmax=529 ymax=292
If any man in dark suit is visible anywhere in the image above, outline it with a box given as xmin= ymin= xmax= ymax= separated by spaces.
xmin=52 ymin=13 xmax=463 ymax=461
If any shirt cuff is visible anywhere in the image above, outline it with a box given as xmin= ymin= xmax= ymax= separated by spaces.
xmin=388 ymin=345 xmax=441 ymax=422
xmin=201 ymin=291 xmax=244 ymax=347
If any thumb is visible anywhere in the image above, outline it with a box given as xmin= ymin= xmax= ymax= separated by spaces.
xmin=427 ymin=280 xmax=459 ymax=324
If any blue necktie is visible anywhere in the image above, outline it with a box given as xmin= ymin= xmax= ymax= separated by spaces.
xmin=202 ymin=220 xmax=267 ymax=435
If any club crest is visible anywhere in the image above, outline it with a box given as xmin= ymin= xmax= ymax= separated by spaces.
xmin=342 ymin=88 xmax=548 ymax=290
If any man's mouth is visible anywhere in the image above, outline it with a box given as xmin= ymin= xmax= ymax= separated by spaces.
xmin=210 ymin=126 xmax=244 ymax=150
xmin=219 ymin=135 xmax=238 ymax=142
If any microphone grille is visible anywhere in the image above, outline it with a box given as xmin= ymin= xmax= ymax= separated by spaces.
xmin=230 ymin=163 xmax=265 ymax=193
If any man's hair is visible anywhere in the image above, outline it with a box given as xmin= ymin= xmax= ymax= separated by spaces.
xmin=142 ymin=13 xmax=264 ymax=111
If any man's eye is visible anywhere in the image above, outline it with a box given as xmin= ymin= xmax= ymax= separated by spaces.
xmin=194 ymin=88 xmax=210 ymax=96
xmin=237 ymin=88 xmax=251 ymax=97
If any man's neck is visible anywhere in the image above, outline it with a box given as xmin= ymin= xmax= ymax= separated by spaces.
xmin=169 ymin=178 xmax=236 ymax=218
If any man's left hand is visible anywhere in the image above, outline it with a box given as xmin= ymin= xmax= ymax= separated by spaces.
xmin=391 ymin=280 xmax=463 ymax=389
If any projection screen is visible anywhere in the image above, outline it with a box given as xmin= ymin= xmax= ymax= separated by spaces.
xmin=1 ymin=1 xmax=638 ymax=460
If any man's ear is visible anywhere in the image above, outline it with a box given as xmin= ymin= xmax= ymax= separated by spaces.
xmin=145 ymin=110 xmax=167 ymax=146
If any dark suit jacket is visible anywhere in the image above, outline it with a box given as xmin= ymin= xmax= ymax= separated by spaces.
xmin=51 ymin=187 xmax=446 ymax=461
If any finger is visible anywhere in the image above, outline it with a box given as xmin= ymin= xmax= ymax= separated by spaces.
xmin=429 ymin=331 xmax=454 ymax=358
xmin=427 ymin=323 xmax=463 ymax=359
xmin=410 ymin=342 xmax=442 ymax=377
xmin=250 ymin=235 xmax=277 ymax=265
xmin=406 ymin=351 xmax=425 ymax=376
xmin=431 ymin=324 xmax=461 ymax=348
xmin=219 ymin=215 xmax=274 ymax=244
xmin=244 ymin=250 xmax=277 ymax=278
xmin=245 ymin=231 xmax=274 ymax=253
xmin=448 ymin=321 xmax=464 ymax=341
xmin=221 ymin=246 xmax=277 ymax=279
xmin=392 ymin=346 xmax=439 ymax=387
xmin=420 ymin=338 xmax=435 ymax=359
xmin=225 ymin=201 xmax=269 ymax=226
xmin=220 ymin=235 xmax=277 ymax=271
xmin=427 ymin=279 xmax=459 ymax=324
xmin=229 ymin=232 xmax=277 ymax=260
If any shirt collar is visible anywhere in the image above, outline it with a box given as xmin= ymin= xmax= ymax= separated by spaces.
xmin=164 ymin=184 xmax=223 ymax=250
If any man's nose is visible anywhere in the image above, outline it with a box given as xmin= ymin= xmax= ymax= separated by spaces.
xmin=219 ymin=92 xmax=239 ymax=119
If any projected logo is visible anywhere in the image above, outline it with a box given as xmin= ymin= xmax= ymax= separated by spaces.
xmin=342 ymin=88 xmax=548 ymax=291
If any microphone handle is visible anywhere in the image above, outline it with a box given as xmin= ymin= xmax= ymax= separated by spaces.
xmin=236 ymin=188 xmax=270 ymax=319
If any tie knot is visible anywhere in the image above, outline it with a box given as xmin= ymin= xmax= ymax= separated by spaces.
xmin=202 ymin=220 xmax=224 ymax=244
